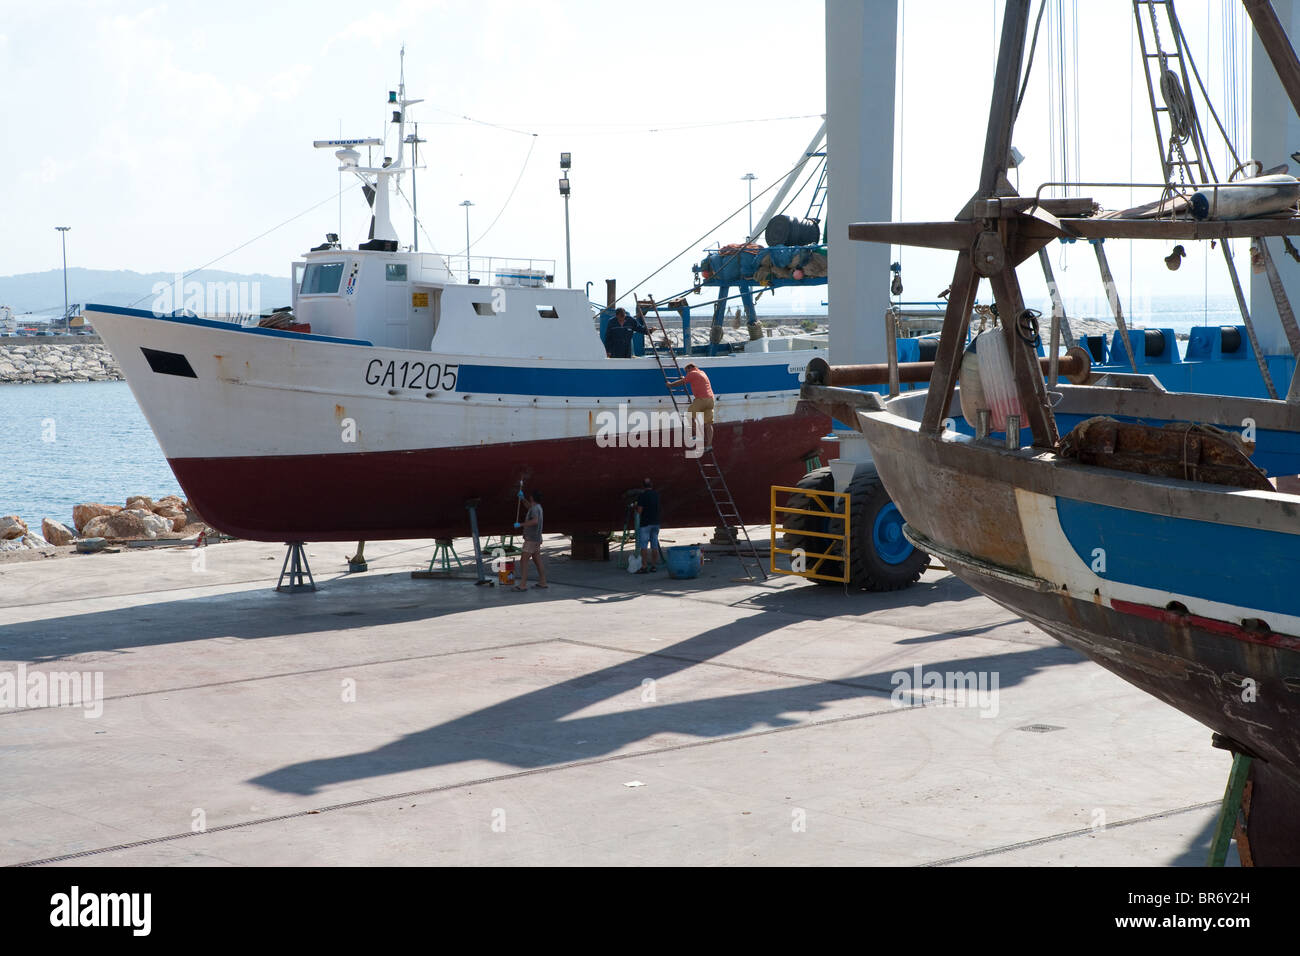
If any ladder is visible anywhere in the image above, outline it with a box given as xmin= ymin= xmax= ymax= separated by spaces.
xmin=1133 ymin=0 xmax=1292 ymax=399
xmin=639 ymin=296 xmax=768 ymax=581
xmin=804 ymin=153 xmax=829 ymax=231
xmin=1133 ymin=0 xmax=1214 ymax=194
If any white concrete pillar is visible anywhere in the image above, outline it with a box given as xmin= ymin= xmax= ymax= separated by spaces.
xmin=825 ymin=0 xmax=897 ymax=367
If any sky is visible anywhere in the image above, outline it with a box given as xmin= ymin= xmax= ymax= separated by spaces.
xmin=0 ymin=1 xmax=1263 ymax=317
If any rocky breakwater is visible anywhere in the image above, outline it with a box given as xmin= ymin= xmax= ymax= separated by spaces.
xmin=0 ymin=343 xmax=123 ymax=384
xmin=0 ymin=515 xmax=47 ymax=552
xmin=0 ymin=494 xmax=212 ymax=556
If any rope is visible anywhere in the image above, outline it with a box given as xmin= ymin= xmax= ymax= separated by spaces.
xmin=1015 ymin=309 xmax=1042 ymax=348
xmin=1159 ymin=68 xmax=1193 ymax=144
xmin=1170 ymin=8 xmax=1243 ymax=180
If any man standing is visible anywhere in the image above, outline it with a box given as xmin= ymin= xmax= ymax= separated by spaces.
xmin=634 ymin=478 xmax=661 ymax=573
xmin=604 ymin=307 xmax=648 ymax=359
xmin=668 ymin=362 xmax=715 ymax=452
xmin=513 ymin=490 xmax=549 ymax=590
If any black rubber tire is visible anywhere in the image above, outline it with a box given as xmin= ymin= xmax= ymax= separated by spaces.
xmin=781 ymin=467 xmax=845 ymax=586
xmin=843 ymin=468 xmax=929 ymax=591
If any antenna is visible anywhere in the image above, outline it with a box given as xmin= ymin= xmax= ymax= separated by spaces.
xmin=391 ymin=46 xmax=423 ymax=174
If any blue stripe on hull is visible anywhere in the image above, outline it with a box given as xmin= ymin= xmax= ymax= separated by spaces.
xmin=458 ymin=363 xmax=800 ymax=397
xmin=1054 ymin=497 xmax=1300 ymax=618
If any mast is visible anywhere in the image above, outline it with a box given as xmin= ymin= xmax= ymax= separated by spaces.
xmin=391 ymin=46 xmax=425 ymax=251
xmin=314 ymin=50 xmax=424 ymax=250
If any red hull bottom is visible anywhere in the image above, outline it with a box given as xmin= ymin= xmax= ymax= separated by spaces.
xmin=170 ymin=405 xmax=831 ymax=542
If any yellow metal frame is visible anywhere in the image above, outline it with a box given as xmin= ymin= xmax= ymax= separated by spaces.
xmin=769 ymin=485 xmax=850 ymax=583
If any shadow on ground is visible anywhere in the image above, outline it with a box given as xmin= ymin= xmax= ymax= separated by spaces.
xmin=0 ymin=560 xmax=1085 ymax=800
xmin=248 ymin=582 xmax=1080 ymax=795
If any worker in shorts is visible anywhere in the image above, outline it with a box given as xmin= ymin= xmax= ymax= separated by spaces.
xmin=668 ymin=362 xmax=715 ymax=451
xmin=635 ymin=478 xmax=661 ymax=573
xmin=513 ymin=490 xmax=549 ymax=590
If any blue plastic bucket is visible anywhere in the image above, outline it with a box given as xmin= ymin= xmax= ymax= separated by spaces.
xmin=665 ymin=545 xmax=702 ymax=579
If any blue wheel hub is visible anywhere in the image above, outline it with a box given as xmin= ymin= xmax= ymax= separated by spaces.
xmin=871 ymin=502 xmax=913 ymax=565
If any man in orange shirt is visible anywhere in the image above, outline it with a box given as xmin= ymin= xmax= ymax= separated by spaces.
xmin=669 ymin=362 xmax=715 ymax=452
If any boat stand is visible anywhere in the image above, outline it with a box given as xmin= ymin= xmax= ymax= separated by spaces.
xmin=276 ymin=542 xmax=316 ymax=593
xmin=465 ymin=499 xmax=492 ymax=586
xmin=426 ymin=539 xmax=463 ymax=573
xmin=346 ymin=540 xmax=367 ymax=573
xmin=1208 ymin=734 xmax=1255 ymax=866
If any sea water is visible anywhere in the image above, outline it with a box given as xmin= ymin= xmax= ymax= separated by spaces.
xmin=0 ymin=381 xmax=177 ymax=534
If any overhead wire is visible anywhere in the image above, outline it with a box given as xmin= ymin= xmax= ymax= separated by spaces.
xmin=417 ymin=105 xmax=822 ymax=138
xmin=462 ymin=134 xmax=539 ymax=253
xmin=395 ymin=133 xmax=540 ymax=257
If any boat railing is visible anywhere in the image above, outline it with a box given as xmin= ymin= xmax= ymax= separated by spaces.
xmin=451 ymin=255 xmax=557 ymax=288
xmin=1030 ymin=179 xmax=1296 ymax=215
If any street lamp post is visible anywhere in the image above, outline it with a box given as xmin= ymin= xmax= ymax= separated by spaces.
xmin=459 ymin=200 xmax=474 ymax=280
xmin=741 ymin=173 xmax=757 ymax=236
xmin=55 ymin=226 xmax=71 ymax=330
xmin=559 ymin=152 xmax=572 ymax=288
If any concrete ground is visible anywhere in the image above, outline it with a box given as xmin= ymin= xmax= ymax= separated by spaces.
xmin=0 ymin=530 xmax=1237 ymax=866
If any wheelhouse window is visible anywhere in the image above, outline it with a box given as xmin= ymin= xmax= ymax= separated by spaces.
xmin=385 ymin=263 xmax=408 ymax=282
xmin=301 ymin=261 xmax=344 ymax=295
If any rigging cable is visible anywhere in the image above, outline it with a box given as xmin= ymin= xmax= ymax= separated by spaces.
xmin=1014 ymin=0 xmax=1050 ymax=123
xmin=127 ymin=181 xmax=363 ymax=308
xmin=896 ymin=0 xmax=905 ymax=295
xmin=611 ymin=157 xmax=814 ymax=308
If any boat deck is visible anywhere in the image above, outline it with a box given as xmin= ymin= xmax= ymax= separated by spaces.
xmin=0 ymin=534 xmax=1237 ymax=866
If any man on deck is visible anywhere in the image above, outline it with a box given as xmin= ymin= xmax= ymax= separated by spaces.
xmin=604 ymin=307 xmax=649 ymax=359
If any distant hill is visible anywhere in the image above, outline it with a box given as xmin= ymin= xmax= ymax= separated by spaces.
xmin=0 ymin=268 xmax=293 ymax=319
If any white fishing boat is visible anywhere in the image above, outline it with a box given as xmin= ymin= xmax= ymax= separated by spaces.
xmin=86 ymin=73 xmax=829 ymax=543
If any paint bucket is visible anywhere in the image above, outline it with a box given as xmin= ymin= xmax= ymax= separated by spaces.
xmin=497 ymin=560 xmax=516 ymax=586
xmin=665 ymin=545 xmax=702 ymax=579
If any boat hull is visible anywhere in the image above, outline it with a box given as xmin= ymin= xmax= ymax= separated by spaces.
xmin=171 ymin=406 xmax=829 ymax=540
xmin=853 ymin=392 xmax=1300 ymax=862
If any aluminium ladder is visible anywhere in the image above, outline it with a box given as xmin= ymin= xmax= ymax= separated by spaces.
xmin=639 ymin=296 xmax=768 ymax=581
